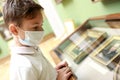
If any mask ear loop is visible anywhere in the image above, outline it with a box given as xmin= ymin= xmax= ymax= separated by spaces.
xmin=16 ymin=25 xmax=25 ymax=32
xmin=15 ymin=26 xmax=26 ymax=42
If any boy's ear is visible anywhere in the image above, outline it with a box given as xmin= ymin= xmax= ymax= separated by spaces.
xmin=9 ymin=24 xmax=18 ymax=36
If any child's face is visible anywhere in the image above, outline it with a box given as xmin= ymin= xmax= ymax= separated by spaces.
xmin=20 ymin=12 xmax=43 ymax=31
xmin=19 ymin=12 xmax=43 ymax=40
xmin=10 ymin=12 xmax=43 ymax=40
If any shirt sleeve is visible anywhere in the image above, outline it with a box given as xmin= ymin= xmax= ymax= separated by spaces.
xmin=10 ymin=67 xmax=38 ymax=80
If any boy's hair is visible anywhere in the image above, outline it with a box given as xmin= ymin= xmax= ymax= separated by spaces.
xmin=3 ymin=0 xmax=43 ymax=27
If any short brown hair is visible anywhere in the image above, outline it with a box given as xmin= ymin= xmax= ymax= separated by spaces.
xmin=3 ymin=0 xmax=43 ymax=27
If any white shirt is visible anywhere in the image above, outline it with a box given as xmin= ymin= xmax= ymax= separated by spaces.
xmin=10 ymin=46 xmax=57 ymax=80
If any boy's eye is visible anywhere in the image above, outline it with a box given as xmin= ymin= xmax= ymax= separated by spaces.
xmin=34 ymin=27 xmax=38 ymax=30
xmin=33 ymin=26 xmax=43 ymax=31
xmin=34 ymin=27 xmax=38 ymax=29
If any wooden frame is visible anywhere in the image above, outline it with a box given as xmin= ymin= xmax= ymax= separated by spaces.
xmin=90 ymin=36 xmax=120 ymax=65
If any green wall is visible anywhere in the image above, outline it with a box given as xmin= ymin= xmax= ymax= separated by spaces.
xmin=52 ymin=0 xmax=120 ymax=27
xmin=0 ymin=35 xmax=9 ymax=59
xmin=42 ymin=18 xmax=53 ymax=35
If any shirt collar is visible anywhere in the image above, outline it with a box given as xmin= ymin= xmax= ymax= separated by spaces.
xmin=11 ymin=46 xmax=38 ymax=55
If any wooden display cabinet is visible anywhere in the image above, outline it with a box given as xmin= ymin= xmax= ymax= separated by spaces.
xmin=50 ymin=13 xmax=120 ymax=79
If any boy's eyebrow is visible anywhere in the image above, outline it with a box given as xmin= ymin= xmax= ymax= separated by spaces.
xmin=32 ymin=22 xmax=43 ymax=26
xmin=34 ymin=21 xmax=43 ymax=25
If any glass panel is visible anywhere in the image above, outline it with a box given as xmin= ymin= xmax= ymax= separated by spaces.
xmin=54 ymin=18 xmax=120 ymax=64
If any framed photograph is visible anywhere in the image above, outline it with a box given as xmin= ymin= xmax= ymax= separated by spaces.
xmin=91 ymin=0 xmax=101 ymax=2
xmin=55 ymin=0 xmax=63 ymax=4
xmin=0 ymin=23 xmax=12 ymax=41
xmin=0 ymin=6 xmax=12 ymax=41
xmin=54 ymin=29 xmax=107 ymax=63
xmin=0 ymin=6 xmax=3 ymax=22
xmin=90 ymin=36 xmax=120 ymax=65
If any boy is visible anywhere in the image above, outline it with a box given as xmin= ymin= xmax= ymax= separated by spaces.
xmin=3 ymin=0 xmax=72 ymax=80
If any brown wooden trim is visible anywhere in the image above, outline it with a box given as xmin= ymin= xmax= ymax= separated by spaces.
xmin=50 ymin=50 xmax=61 ymax=64
xmin=0 ymin=55 xmax=10 ymax=64
xmin=106 ymin=13 xmax=120 ymax=20
xmin=41 ymin=33 xmax=55 ymax=43
xmin=89 ymin=13 xmax=120 ymax=20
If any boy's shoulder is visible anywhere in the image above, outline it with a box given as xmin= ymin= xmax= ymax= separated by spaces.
xmin=11 ymin=54 xmax=33 ymax=68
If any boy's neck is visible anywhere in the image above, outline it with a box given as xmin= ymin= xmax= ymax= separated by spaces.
xmin=13 ymin=36 xmax=28 ymax=47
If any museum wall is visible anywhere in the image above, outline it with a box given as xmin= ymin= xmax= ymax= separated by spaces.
xmin=52 ymin=0 xmax=120 ymax=27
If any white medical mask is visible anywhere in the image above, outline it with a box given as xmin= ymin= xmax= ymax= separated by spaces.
xmin=19 ymin=31 xmax=44 ymax=46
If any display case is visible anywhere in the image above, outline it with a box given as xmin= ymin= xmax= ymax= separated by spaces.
xmin=52 ymin=13 xmax=120 ymax=69
xmin=54 ymin=29 xmax=107 ymax=64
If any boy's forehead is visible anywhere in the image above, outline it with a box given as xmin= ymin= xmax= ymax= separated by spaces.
xmin=22 ymin=13 xmax=43 ymax=24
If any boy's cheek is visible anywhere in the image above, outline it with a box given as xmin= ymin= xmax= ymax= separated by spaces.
xmin=17 ymin=30 xmax=25 ymax=39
